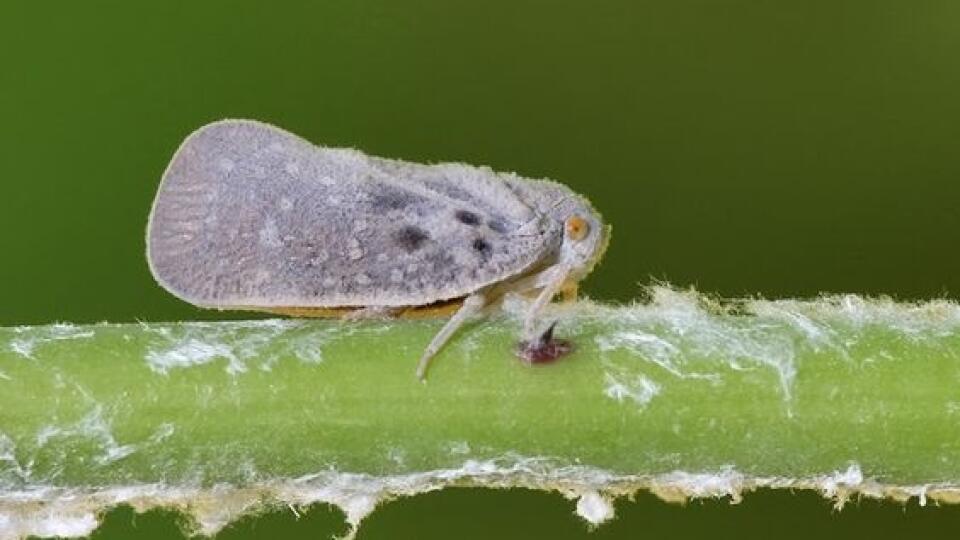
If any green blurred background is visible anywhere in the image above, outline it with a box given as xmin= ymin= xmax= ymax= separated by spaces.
xmin=2 ymin=1 xmax=959 ymax=538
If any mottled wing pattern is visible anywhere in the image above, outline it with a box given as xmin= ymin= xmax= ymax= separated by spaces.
xmin=147 ymin=120 xmax=558 ymax=308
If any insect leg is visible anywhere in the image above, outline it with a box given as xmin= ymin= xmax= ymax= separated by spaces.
xmin=559 ymin=280 xmax=579 ymax=303
xmin=416 ymin=292 xmax=488 ymax=380
xmin=521 ymin=265 xmax=571 ymax=337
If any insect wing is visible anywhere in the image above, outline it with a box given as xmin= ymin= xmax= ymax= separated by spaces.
xmin=147 ymin=120 xmax=552 ymax=308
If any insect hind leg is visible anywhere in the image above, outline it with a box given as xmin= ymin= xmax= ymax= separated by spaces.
xmin=416 ymin=292 xmax=488 ymax=380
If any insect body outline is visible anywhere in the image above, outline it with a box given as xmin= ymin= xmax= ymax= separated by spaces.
xmin=147 ymin=120 xmax=609 ymax=378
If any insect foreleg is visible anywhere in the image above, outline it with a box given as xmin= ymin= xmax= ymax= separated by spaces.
xmin=416 ymin=291 xmax=489 ymax=380
xmin=519 ymin=264 xmax=571 ymax=338
xmin=559 ymin=281 xmax=578 ymax=303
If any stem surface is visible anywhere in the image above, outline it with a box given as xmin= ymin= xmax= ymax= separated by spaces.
xmin=2 ymin=287 xmax=960 ymax=538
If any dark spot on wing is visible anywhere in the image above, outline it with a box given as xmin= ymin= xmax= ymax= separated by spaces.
xmin=472 ymin=238 xmax=491 ymax=252
xmin=487 ymin=219 xmax=508 ymax=234
xmin=472 ymin=237 xmax=492 ymax=262
xmin=455 ymin=210 xmax=481 ymax=226
xmin=393 ymin=225 xmax=430 ymax=252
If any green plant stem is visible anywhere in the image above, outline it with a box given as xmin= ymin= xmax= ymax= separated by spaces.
xmin=3 ymin=287 xmax=960 ymax=537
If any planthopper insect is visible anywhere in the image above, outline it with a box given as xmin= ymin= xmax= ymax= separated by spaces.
xmin=146 ymin=120 xmax=610 ymax=379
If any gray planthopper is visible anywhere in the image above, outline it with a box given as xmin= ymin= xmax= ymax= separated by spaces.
xmin=147 ymin=120 xmax=610 ymax=379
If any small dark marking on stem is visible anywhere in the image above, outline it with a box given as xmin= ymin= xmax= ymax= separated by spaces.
xmin=515 ymin=322 xmax=574 ymax=364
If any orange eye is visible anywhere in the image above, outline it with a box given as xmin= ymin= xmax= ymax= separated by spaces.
xmin=565 ymin=216 xmax=589 ymax=241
